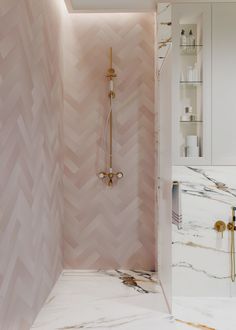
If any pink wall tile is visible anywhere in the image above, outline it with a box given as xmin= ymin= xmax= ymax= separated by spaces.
xmin=0 ymin=0 xmax=64 ymax=328
xmin=0 ymin=4 xmax=156 ymax=327
xmin=63 ymin=13 xmax=156 ymax=269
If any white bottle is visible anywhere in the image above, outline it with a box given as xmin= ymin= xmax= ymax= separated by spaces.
xmin=192 ymin=63 xmax=198 ymax=81
xmin=188 ymin=30 xmax=195 ymax=46
xmin=181 ymin=106 xmax=193 ymax=121
xmin=180 ymin=29 xmax=187 ymax=46
xmin=187 ymin=66 xmax=193 ymax=82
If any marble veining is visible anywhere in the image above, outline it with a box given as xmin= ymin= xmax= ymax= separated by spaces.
xmin=158 ymin=3 xmax=172 ymax=72
xmin=56 ymin=314 xmax=174 ymax=330
xmin=173 ymin=297 xmax=236 ymax=330
xmin=179 ymin=167 xmax=236 ymax=206
xmin=176 ymin=320 xmax=215 ymax=330
xmin=102 ymin=270 xmax=160 ymax=294
xmin=173 ymin=261 xmax=229 ymax=280
xmin=187 ymin=167 xmax=236 ymax=198
xmin=173 ymin=166 xmax=236 ymax=296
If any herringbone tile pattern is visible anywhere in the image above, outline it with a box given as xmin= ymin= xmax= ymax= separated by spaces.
xmin=63 ymin=13 xmax=156 ymax=269
xmin=0 ymin=4 xmax=156 ymax=327
xmin=0 ymin=0 xmax=64 ymax=328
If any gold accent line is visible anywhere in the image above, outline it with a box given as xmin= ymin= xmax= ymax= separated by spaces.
xmin=232 ymin=207 xmax=235 ymax=282
xmin=110 ymin=47 xmax=112 ymax=70
xmin=158 ymin=37 xmax=172 ymax=49
xmin=109 ymin=97 xmax=112 ymax=171
xmin=228 ymin=207 xmax=236 ymax=282
xmin=108 ymin=47 xmax=113 ymax=186
xmin=176 ymin=319 xmax=216 ymax=330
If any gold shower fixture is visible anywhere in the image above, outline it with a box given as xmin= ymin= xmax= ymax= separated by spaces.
xmin=214 ymin=207 xmax=236 ymax=282
xmin=98 ymin=47 xmax=123 ymax=187
xmin=214 ymin=220 xmax=226 ymax=238
xmin=228 ymin=207 xmax=236 ymax=282
xmin=106 ymin=47 xmax=117 ymax=99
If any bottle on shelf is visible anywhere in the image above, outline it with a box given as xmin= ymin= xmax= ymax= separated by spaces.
xmin=187 ymin=66 xmax=193 ymax=82
xmin=180 ymin=71 xmax=185 ymax=81
xmin=188 ymin=30 xmax=196 ymax=46
xmin=180 ymin=29 xmax=187 ymax=47
xmin=181 ymin=106 xmax=196 ymax=122
xmin=192 ymin=63 xmax=199 ymax=81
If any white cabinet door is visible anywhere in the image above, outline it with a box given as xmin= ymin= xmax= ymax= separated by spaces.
xmin=212 ymin=4 xmax=236 ymax=165
xmin=157 ymin=50 xmax=172 ymax=311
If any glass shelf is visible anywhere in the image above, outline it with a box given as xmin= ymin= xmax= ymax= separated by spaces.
xmin=180 ymin=45 xmax=203 ymax=55
xmin=180 ymin=45 xmax=203 ymax=47
xmin=180 ymin=120 xmax=203 ymax=123
xmin=180 ymin=81 xmax=202 ymax=84
xmin=180 ymin=81 xmax=203 ymax=87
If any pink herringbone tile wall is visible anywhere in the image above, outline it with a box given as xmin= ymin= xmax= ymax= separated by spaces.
xmin=0 ymin=0 xmax=65 ymax=328
xmin=63 ymin=13 xmax=156 ymax=269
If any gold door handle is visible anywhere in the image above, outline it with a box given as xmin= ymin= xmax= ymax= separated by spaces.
xmin=214 ymin=220 xmax=226 ymax=238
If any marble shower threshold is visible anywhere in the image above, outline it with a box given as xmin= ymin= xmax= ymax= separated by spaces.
xmin=31 ymin=270 xmax=176 ymax=329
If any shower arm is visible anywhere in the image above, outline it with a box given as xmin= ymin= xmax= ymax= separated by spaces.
xmin=98 ymin=48 xmax=123 ymax=187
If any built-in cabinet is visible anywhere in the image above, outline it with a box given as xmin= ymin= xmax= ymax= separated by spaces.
xmin=212 ymin=3 xmax=236 ymax=166
xmin=172 ymin=3 xmax=236 ymax=166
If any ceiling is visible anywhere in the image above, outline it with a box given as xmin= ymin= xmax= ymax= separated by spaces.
xmin=65 ymin=0 xmax=157 ymax=13
xmin=65 ymin=0 xmax=236 ymax=13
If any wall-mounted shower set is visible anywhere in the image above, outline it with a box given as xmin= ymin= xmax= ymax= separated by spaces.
xmin=98 ymin=48 xmax=123 ymax=187
xmin=214 ymin=207 xmax=236 ymax=282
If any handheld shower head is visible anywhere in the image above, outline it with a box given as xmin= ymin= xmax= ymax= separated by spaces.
xmin=232 ymin=207 xmax=236 ymax=222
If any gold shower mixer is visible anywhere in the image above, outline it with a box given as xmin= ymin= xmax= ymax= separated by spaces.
xmin=98 ymin=171 xmax=123 ymax=187
xmin=214 ymin=220 xmax=226 ymax=238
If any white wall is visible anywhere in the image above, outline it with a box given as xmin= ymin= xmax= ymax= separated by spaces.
xmin=173 ymin=166 xmax=236 ymax=297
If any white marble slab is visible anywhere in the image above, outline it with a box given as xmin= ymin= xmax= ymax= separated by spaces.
xmin=31 ymin=270 xmax=177 ymax=330
xmin=173 ymin=297 xmax=236 ymax=330
xmin=31 ymin=270 xmax=236 ymax=329
xmin=173 ymin=166 xmax=236 ymax=297
xmin=157 ymin=3 xmax=172 ymax=73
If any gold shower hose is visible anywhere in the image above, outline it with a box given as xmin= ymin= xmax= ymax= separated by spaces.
xmin=97 ymin=48 xmax=123 ymax=186
xmin=228 ymin=207 xmax=236 ymax=282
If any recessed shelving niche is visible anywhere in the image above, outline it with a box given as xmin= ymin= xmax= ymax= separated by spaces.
xmin=172 ymin=4 xmax=211 ymax=165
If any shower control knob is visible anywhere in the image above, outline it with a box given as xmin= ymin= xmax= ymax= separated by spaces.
xmin=116 ymin=172 xmax=123 ymax=179
xmin=214 ymin=220 xmax=226 ymax=238
xmin=98 ymin=170 xmax=123 ymax=186
xmin=98 ymin=172 xmax=106 ymax=179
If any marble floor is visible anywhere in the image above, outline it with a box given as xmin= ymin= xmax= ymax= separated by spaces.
xmin=31 ymin=270 xmax=175 ymax=329
xmin=31 ymin=270 xmax=236 ymax=330
xmin=173 ymin=297 xmax=236 ymax=330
